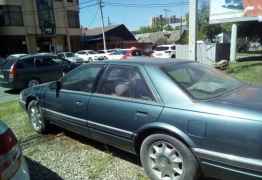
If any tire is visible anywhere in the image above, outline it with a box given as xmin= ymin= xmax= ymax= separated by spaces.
xmin=171 ymin=55 xmax=176 ymax=59
xmin=28 ymin=79 xmax=40 ymax=88
xmin=27 ymin=100 xmax=47 ymax=134
xmin=140 ymin=134 xmax=198 ymax=180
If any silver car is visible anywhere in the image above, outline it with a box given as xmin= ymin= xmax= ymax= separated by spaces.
xmin=57 ymin=52 xmax=83 ymax=63
xmin=0 ymin=120 xmax=30 ymax=180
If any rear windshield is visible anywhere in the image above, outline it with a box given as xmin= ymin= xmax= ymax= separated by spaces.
xmin=161 ymin=63 xmax=243 ymax=100
xmin=155 ymin=46 xmax=169 ymax=51
xmin=2 ymin=59 xmax=17 ymax=69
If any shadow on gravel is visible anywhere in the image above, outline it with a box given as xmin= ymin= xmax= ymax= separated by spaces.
xmin=4 ymin=89 xmax=21 ymax=95
xmin=62 ymin=130 xmax=219 ymax=180
xmin=26 ymin=157 xmax=63 ymax=180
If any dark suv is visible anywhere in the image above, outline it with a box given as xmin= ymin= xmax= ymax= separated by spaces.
xmin=0 ymin=54 xmax=80 ymax=89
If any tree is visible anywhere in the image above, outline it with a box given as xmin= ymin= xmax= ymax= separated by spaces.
xmin=197 ymin=3 xmax=224 ymax=42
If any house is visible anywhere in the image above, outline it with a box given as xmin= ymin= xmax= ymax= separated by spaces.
xmin=81 ymin=24 xmax=137 ymax=50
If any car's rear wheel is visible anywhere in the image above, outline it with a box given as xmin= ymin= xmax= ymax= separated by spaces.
xmin=28 ymin=79 xmax=40 ymax=88
xmin=140 ymin=134 xmax=198 ymax=180
xmin=28 ymin=100 xmax=47 ymax=133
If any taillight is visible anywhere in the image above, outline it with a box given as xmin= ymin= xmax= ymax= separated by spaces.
xmin=9 ymin=64 xmax=17 ymax=81
xmin=0 ymin=129 xmax=21 ymax=180
xmin=0 ymin=129 xmax=17 ymax=156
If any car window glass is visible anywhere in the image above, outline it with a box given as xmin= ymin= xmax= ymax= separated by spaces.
xmin=35 ymin=56 xmax=57 ymax=67
xmin=171 ymin=46 xmax=176 ymax=50
xmin=62 ymin=65 xmax=102 ymax=92
xmin=16 ymin=57 xmax=35 ymax=69
xmin=98 ymin=66 xmax=154 ymax=101
xmin=169 ymin=68 xmax=192 ymax=84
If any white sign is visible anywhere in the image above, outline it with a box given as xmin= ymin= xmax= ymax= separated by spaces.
xmin=210 ymin=0 xmax=262 ymax=24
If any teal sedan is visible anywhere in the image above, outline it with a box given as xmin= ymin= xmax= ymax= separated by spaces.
xmin=19 ymin=59 xmax=262 ymax=180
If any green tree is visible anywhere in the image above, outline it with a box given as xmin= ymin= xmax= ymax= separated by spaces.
xmin=197 ymin=3 xmax=224 ymax=42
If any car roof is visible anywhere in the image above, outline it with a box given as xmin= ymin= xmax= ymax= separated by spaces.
xmin=96 ymin=58 xmax=193 ymax=66
xmin=157 ymin=44 xmax=175 ymax=47
xmin=8 ymin=54 xmax=27 ymax=57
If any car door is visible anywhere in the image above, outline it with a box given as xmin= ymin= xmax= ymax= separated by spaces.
xmin=43 ymin=64 xmax=104 ymax=136
xmin=88 ymin=65 xmax=164 ymax=151
xmin=15 ymin=56 xmax=37 ymax=87
xmin=35 ymin=56 xmax=63 ymax=83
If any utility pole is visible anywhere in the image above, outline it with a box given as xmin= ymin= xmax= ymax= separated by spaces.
xmin=189 ymin=0 xmax=198 ymax=61
xmin=107 ymin=16 xmax=111 ymax=26
xmin=63 ymin=0 xmax=71 ymax=52
xmin=230 ymin=24 xmax=237 ymax=63
xmin=163 ymin=9 xmax=171 ymax=26
xmin=98 ymin=0 xmax=107 ymax=51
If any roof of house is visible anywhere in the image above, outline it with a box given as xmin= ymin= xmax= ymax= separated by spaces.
xmin=82 ymin=24 xmax=123 ymax=36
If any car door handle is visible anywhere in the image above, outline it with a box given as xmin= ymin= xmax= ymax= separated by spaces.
xmin=75 ymin=101 xmax=83 ymax=106
xmin=136 ymin=111 xmax=148 ymax=116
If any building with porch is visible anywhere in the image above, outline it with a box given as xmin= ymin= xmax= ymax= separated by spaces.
xmin=0 ymin=0 xmax=81 ymax=56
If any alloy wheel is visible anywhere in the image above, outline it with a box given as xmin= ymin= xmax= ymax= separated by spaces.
xmin=147 ymin=141 xmax=184 ymax=180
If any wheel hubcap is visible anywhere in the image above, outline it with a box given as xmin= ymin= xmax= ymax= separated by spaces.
xmin=30 ymin=105 xmax=42 ymax=131
xmin=148 ymin=141 xmax=183 ymax=180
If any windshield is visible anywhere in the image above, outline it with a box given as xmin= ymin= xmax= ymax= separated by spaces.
xmin=155 ymin=46 xmax=169 ymax=51
xmin=161 ymin=63 xmax=243 ymax=100
xmin=65 ymin=53 xmax=74 ymax=57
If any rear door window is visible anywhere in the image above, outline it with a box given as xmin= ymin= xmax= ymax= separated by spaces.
xmin=35 ymin=56 xmax=58 ymax=68
xmin=15 ymin=57 xmax=35 ymax=69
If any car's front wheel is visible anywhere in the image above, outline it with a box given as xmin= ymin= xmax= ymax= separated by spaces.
xmin=140 ymin=134 xmax=198 ymax=180
xmin=27 ymin=100 xmax=47 ymax=133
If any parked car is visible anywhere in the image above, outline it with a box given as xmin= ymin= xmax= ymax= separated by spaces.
xmin=57 ymin=52 xmax=83 ymax=63
xmin=75 ymin=50 xmax=106 ymax=62
xmin=0 ymin=54 xmax=80 ymax=89
xmin=152 ymin=44 xmax=176 ymax=59
xmin=0 ymin=120 xmax=30 ymax=180
xmin=124 ymin=47 xmax=143 ymax=57
xmin=107 ymin=50 xmax=128 ymax=60
xmin=0 ymin=54 xmax=28 ymax=68
xmin=97 ymin=49 xmax=115 ymax=59
xmin=19 ymin=59 xmax=262 ymax=180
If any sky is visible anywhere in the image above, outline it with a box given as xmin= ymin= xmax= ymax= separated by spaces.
xmin=79 ymin=0 xmax=207 ymax=31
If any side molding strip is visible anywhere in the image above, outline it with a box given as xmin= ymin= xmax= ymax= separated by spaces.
xmin=42 ymin=108 xmax=135 ymax=136
xmin=193 ymin=148 xmax=262 ymax=173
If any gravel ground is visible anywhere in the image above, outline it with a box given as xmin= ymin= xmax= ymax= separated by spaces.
xmin=23 ymin=132 xmax=148 ymax=180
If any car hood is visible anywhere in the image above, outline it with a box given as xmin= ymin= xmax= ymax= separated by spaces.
xmin=213 ymin=85 xmax=262 ymax=111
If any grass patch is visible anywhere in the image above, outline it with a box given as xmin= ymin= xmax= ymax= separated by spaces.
xmin=227 ymin=61 xmax=262 ymax=85
xmin=0 ymin=100 xmax=36 ymax=141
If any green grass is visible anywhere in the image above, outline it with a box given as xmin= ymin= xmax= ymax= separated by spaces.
xmin=0 ymin=100 xmax=36 ymax=141
xmin=227 ymin=61 xmax=262 ymax=85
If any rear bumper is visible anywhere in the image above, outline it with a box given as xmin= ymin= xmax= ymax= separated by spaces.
xmin=11 ymin=157 xmax=30 ymax=180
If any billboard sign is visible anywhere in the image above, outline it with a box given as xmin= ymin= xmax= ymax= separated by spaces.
xmin=210 ymin=0 xmax=262 ymax=24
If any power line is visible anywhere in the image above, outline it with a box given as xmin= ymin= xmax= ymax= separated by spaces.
xmin=87 ymin=7 xmax=99 ymax=26
xmin=22 ymin=0 xmax=98 ymax=14
xmin=104 ymin=1 xmax=189 ymax=8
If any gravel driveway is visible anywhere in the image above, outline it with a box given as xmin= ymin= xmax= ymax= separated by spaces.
xmin=22 ymin=131 xmax=215 ymax=180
